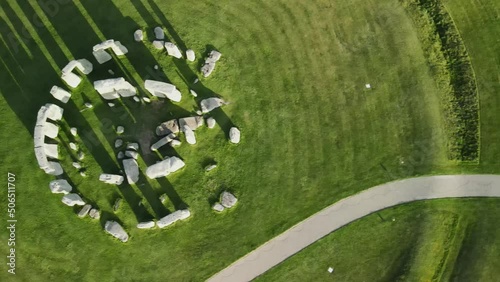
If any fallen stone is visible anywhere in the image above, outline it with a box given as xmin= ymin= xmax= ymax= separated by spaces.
xmin=46 ymin=162 xmax=64 ymax=176
xmin=200 ymin=97 xmax=227 ymax=113
xmin=113 ymin=198 xmax=122 ymax=211
xmin=89 ymin=208 xmax=100 ymax=219
xmin=186 ymin=49 xmax=195 ymax=61
xmin=220 ymin=191 xmax=237 ymax=208
xmin=104 ymin=221 xmax=129 ymax=242
xmin=78 ymin=151 xmax=85 ymax=160
xmin=115 ymin=139 xmax=123 ymax=148
xmin=229 ymin=127 xmax=241 ymax=144
xmin=49 ymin=179 xmax=72 ymax=194
xmin=78 ymin=204 xmax=92 ymax=218
xmin=206 ymin=117 xmax=216 ymax=129
xmin=189 ymin=89 xmax=198 ymax=97
xmin=117 ymin=151 xmax=124 ymax=159
xmin=85 ymin=102 xmax=93 ymax=108
xmin=125 ymin=150 xmax=139 ymax=159
xmin=133 ymin=96 xmax=140 ymax=102
xmin=123 ymin=159 xmax=139 ymax=184
xmin=165 ymin=42 xmax=182 ymax=58
xmin=157 ymin=209 xmax=191 ymax=228
xmin=152 ymin=40 xmax=164 ymax=50
xmin=62 ymin=72 xmax=82 ymax=88
xmin=145 ymin=156 xmax=185 ymax=179
xmin=205 ymin=164 xmax=217 ymax=171
xmin=72 ymin=162 xmax=82 ymax=169
xmin=93 ymin=49 xmax=113 ymax=64
xmin=127 ymin=143 xmax=139 ymax=151
xmin=154 ymin=27 xmax=165 ymax=39
xmin=178 ymin=116 xmax=204 ymax=130
xmin=134 ymin=29 xmax=143 ymax=42
xmin=212 ymin=202 xmax=225 ymax=212
xmin=116 ymin=126 xmax=124 ymax=134
xmin=143 ymin=97 xmax=151 ymax=103
xmin=137 ymin=221 xmax=155 ymax=229
xmin=201 ymin=62 xmax=215 ymax=77
xmin=80 ymin=171 xmax=87 ymax=177
xmin=182 ymin=125 xmax=196 ymax=145
xmin=156 ymin=119 xmax=179 ymax=136
xmin=69 ymin=142 xmax=77 ymax=151
xmin=70 ymin=127 xmax=77 ymax=136
xmin=94 ymin=78 xmax=136 ymax=99
xmin=207 ymin=50 xmax=222 ymax=63
xmin=144 ymin=80 xmax=181 ymax=102
xmin=62 ymin=193 xmax=85 ymax=206
xmin=150 ymin=133 xmax=176 ymax=151
xmin=99 ymin=173 xmax=124 ymax=185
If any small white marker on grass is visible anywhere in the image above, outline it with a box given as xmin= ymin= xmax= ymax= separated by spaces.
xmin=328 ymin=267 xmax=334 ymax=273
xmin=365 ymin=83 xmax=371 ymax=89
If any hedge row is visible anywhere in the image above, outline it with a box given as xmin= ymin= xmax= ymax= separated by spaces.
xmin=401 ymin=0 xmax=479 ymax=161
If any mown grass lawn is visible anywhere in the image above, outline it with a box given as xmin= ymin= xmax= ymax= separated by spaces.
xmin=0 ymin=0 xmax=490 ymax=280
xmin=258 ymin=0 xmax=500 ymax=280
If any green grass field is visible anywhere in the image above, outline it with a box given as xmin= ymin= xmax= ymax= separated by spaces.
xmin=0 ymin=0 xmax=497 ymax=280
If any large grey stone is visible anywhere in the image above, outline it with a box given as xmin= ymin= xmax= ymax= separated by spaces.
xmin=150 ymin=133 xmax=176 ymax=151
xmin=212 ymin=202 xmax=225 ymax=212
xmin=178 ymin=116 xmax=204 ymax=130
xmin=78 ymin=204 xmax=92 ymax=218
xmin=49 ymin=179 xmax=72 ymax=194
xmin=137 ymin=221 xmax=155 ymax=229
xmin=134 ymin=30 xmax=143 ymax=42
xmin=165 ymin=42 xmax=182 ymax=58
xmin=154 ymin=27 xmax=164 ymax=40
xmin=220 ymin=191 xmax=238 ymax=208
xmin=206 ymin=117 xmax=216 ymax=129
xmin=115 ymin=139 xmax=123 ymax=148
xmin=145 ymin=156 xmax=185 ymax=179
xmin=229 ymin=127 xmax=241 ymax=144
xmin=125 ymin=150 xmax=139 ymax=159
xmin=152 ymin=40 xmax=164 ymax=50
xmin=182 ymin=125 xmax=196 ymax=145
xmin=186 ymin=49 xmax=195 ymax=61
xmin=200 ymin=97 xmax=227 ymax=113
xmin=157 ymin=209 xmax=191 ymax=228
xmin=62 ymin=193 xmax=85 ymax=206
xmin=123 ymin=159 xmax=139 ymax=184
xmin=89 ymin=208 xmax=100 ymax=219
xmin=99 ymin=173 xmax=124 ymax=185
xmin=156 ymin=119 xmax=179 ymax=136
xmin=104 ymin=221 xmax=129 ymax=242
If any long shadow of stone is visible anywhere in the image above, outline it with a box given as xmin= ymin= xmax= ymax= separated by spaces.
xmin=156 ymin=177 xmax=188 ymax=210
xmin=136 ymin=170 xmax=169 ymax=219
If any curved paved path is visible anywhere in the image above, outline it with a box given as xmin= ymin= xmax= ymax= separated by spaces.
xmin=208 ymin=175 xmax=500 ymax=282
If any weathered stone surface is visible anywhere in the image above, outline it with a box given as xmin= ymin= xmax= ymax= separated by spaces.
xmin=123 ymin=159 xmax=139 ymax=184
xmin=85 ymin=102 xmax=93 ymax=108
xmin=69 ymin=142 xmax=78 ymax=151
xmin=44 ymin=144 xmax=58 ymax=159
xmin=47 ymin=162 xmax=64 ymax=176
xmin=154 ymin=27 xmax=164 ymax=39
xmin=108 ymin=102 xmax=115 ymax=107
xmin=115 ymin=139 xmax=123 ymax=148
xmin=117 ymin=151 xmax=124 ymax=159
xmin=178 ymin=116 xmax=204 ymax=130
xmin=189 ymin=89 xmax=198 ymax=97
xmin=78 ymin=151 xmax=85 ymax=160
xmin=137 ymin=221 xmax=155 ymax=229
xmin=201 ymin=62 xmax=215 ymax=77
xmin=157 ymin=209 xmax=191 ymax=228
xmin=143 ymin=97 xmax=151 ymax=103
xmin=125 ymin=150 xmax=139 ymax=159
xmin=200 ymin=97 xmax=227 ymax=113
xmin=133 ymin=96 xmax=140 ymax=102
xmin=206 ymin=117 xmax=216 ymax=129
xmin=80 ymin=171 xmax=87 ymax=177
xmin=127 ymin=143 xmax=139 ymax=151
xmin=89 ymin=208 xmax=100 ymax=219
xmin=152 ymin=40 xmax=164 ymax=50
xmin=104 ymin=221 xmax=129 ymax=242
xmin=170 ymin=139 xmax=181 ymax=147
xmin=229 ymin=127 xmax=241 ymax=144
xmin=150 ymin=133 xmax=176 ymax=151
xmin=99 ymin=173 xmax=124 ymax=185
xmin=186 ymin=49 xmax=195 ymax=61
xmin=62 ymin=193 xmax=85 ymax=206
xmin=207 ymin=50 xmax=222 ymax=63
xmin=165 ymin=42 xmax=182 ymax=58
xmin=78 ymin=204 xmax=92 ymax=218
xmin=72 ymin=162 xmax=82 ymax=169
xmin=205 ymin=164 xmax=217 ymax=171
xmin=116 ymin=126 xmax=124 ymax=134
xmin=144 ymin=80 xmax=181 ymax=102
xmin=134 ymin=29 xmax=143 ymax=42
xmin=70 ymin=127 xmax=77 ymax=136
xmin=93 ymin=49 xmax=113 ymax=64
xmin=50 ymin=86 xmax=71 ymax=103
xmin=62 ymin=72 xmax=82 ymax=88
xmin=49 ymin=179 xmax=72 ymax=194
xmin=220 ymin=191 xmax=238 ymax=208
xmin=182 ymin=125 xmax=196 ymax=145
xmin=94 ymin=78 xmax=136 ymax=99
xmin=156 ymin=119 xmax=179 ymax=136
xmin=212 ymin=202 xmax=225 ymax=212
xmin=145 ymin=156 xmax=185 ymax=179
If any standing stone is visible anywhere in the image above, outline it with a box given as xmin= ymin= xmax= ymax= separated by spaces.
xmin=104 ymin=221 xmax=129 ymax=242
xmin=154 ymin=27 xmax=164 ymax=39
xmin=134 ymin=29 xmax=143 ymax=42
xmin=152 ymin=40 xmax=164 ymax=50
xmin=69 ymin=142 xmax=78 ymax=151
xmin=220 ymin=191 xmax=238 ymax=208
xmin=70 ymin=127 xmax=78 ymax=136
xmin=123 ymin=159 xmax=139 ymax=184
xmin=133 ymin=96 xmax=140 ymax=102
xmin=125 ymin=150 xmax=139 ymax=159
xmin=78 ymin=204 xmax=92 ymax=218
xmin=117 ymin=151 xmax=124 ymax=159
xmin=116 ymin=126 xmax=124 ymax=134
xmin=186 ymin=49 xmax=195 ymax=61
xmin=72 ymin=162 xmax=82 ymax=169
xmin=212 ymin=203 xmax=225 ymax=212
xmin=78 ymin=151 xmax=85 ymax=160
xmin=127 ymin=143 xmax=139 ymax=151
xmin=206 ymin=117 xmax=216 ymax=129
xmin=170 ymin=139 xmax=181 ymax=147
xmin=182 ymin=125 xmax=196 ymax=145
xmin=189 ymin=89 xmax=198 ymax=97
xmin=229 ymin=127 xmax=241 ymax=144
xmin=113 ymin=198 xmax=122 ymax=211
xmin=89 ymin=208 xmax=100 ymax=219
xmin=85 ymin=102 xmax=93 ymax=108
xmin=143 ymin=97 xmax=151 ymax=103
xmin=115 ymin=139 xmax=123 ymax=148
xmin=80 ymin=171 xmax=87 ymax=177
xmin=164 ymin=42 xmax=183 ymax=59
xmin=108 ymin=102 xmax=115 ymax=107
xmin=154 ymin=65 xmax=159 ymax=70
